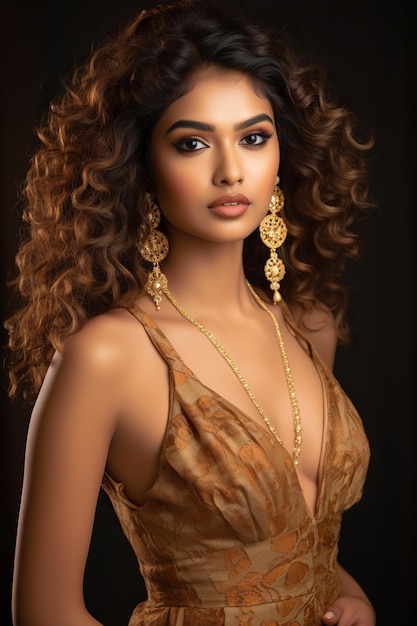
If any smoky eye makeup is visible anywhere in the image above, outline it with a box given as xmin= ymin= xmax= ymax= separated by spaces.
xmin=172 ymin=136 xmax=210 ymax=152
xmin=239 ymin=129 xmax=273 ymax=146
xmin=172 ymin=128 xmax=274 ymax=152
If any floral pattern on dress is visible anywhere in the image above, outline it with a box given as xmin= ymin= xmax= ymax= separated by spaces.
xmin=102 ymin=305 xmax=370 ymax=625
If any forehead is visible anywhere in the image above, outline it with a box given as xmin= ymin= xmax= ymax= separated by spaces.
xmin=156 ymin=69 xmax=275 ymax=129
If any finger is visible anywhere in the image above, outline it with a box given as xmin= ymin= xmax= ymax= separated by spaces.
xmin=322 ymin=609 xmax=339 ymax=625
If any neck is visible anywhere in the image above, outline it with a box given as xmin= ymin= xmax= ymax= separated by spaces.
xmin=160 ymin=237 xmax=252 ymax=314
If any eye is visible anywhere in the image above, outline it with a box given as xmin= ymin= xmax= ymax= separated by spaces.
xmin=173 ymin=137 xmax=208 ymax=152
xmin=240 ymin=130 xmax=273 ymax=146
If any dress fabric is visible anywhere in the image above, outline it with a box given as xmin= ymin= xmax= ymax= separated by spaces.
xmin=102 ymin=305 xmax=370 ymax=626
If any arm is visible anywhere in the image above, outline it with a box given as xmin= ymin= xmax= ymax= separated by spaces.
xmin=321 ymin=562 xmax=376 ymax=626
xmin=12 ymin=318 xmax=128 ymax=626
xmin=293 ymin=306 xmax=375 ymax=625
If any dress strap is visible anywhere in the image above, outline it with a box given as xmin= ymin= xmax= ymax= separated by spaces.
xmin=122 ymin=304 xmax=184 ymax=367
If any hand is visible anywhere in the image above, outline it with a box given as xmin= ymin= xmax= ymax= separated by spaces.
xmin=322 ymin=595 xmax=376 ymax=626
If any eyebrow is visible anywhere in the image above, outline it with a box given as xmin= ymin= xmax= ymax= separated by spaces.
xmin=165 ymin=113 xmax=274 ymax=135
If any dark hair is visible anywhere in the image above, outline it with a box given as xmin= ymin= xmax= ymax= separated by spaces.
xmin=5 ymin=0 xmax=374 ymax=399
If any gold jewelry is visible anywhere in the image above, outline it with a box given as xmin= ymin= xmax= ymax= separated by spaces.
xmin=259 ymin=176 xmax=287 ymax=304
xmin=138 ymin=193 xmax=169 ymax=310
xmin=162 ymin=281 xmax=302 ymax=467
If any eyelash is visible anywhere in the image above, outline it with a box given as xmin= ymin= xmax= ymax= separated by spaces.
xmin=241 ymin=130 xmax=273 ymax=146
xmin=173 ymin=130 xmax=273 ymax=152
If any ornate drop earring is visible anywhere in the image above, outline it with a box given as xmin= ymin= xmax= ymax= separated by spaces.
xmin=259 ymin=176 xmax=287 ymax=303
xmin=137 ymin=193 xmax=169 ymax=310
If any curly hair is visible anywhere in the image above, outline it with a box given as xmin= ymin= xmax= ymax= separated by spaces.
xmin=4 ymin=0 xmax=374 ymax=400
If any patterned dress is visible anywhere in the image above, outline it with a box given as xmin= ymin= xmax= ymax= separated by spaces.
xmin=102 ymin=306 xmax=370 ymax=625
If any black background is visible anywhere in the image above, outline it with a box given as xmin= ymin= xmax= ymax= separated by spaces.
xmin=1 ymin=1 xmax=415 ymax=624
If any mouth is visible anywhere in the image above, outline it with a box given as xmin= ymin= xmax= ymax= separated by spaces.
xmin=208 ymin=193 xmax=250 ymax=209
xmin=208 ymin=193 xmax=250 ymax=217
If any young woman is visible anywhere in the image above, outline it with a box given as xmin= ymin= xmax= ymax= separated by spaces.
xmin=6 ymin=0 xmax=376 ymax=624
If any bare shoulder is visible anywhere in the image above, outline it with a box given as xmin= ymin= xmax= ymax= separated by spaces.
xmin=63 ymin=307 xmax=146 ymax=367
xmin=287 ymin=302 xmax=338 ymax=370
xmin=61 ymin=305 xmax=168 ymax=416
xmin=58 ymin=307 xmax=162 ymax=386
xmin=35 ymin=307 xmax=157 ymax=423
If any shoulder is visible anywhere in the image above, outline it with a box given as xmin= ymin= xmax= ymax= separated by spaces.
xmin=59 ymin=305 xmax=167 ymax=400
xmin=287 ymin=302 xmax=338 ymax=370
xmin=62 ymin=307 xmax=146 ymax=370
xmin=31 ymin=306 xmax=160 ymax=435
xmin=41 ymin=307 xmax=154 ymax=409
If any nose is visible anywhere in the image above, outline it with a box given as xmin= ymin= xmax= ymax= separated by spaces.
xmin=212 ymin=144 xmax=244 ymax=186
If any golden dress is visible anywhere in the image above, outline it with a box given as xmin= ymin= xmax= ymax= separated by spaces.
xmin=103 ymin=306 xmax=370 ymax=625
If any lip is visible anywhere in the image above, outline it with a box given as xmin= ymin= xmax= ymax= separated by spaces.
xmin=208 ymin=193 xmax=250 ymax=217
xmin=208 ymin=193 xmax=250 ymax=208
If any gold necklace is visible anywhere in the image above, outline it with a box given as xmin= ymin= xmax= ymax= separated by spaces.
xmin=162 ymin=281 xmax=302 ymax=467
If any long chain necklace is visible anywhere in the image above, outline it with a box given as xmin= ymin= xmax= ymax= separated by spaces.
xmin=162 ymin=280 xmax=302 ymax=467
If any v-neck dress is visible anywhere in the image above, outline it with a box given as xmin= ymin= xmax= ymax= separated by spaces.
xmin=102 ymin=305 xmax=370 ymax=625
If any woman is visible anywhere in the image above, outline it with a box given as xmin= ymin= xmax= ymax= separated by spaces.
xmin=6 ymin=0 xmax=376 ymax=624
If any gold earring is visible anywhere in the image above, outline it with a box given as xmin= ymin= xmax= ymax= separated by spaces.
xmin=259 ymin=177 xmax=287 ymax=303
xmin=138 ymin=193 xmax=169 ymax=310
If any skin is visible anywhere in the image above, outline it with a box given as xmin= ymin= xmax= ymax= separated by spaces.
xmin=12 ymin=70 xmax=375 ymax=625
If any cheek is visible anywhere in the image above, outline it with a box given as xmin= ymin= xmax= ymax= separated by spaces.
xmin=268 ymin=139 xmax=281 ymax=178
xmin=152 ymin=155 xmax=201 ymax=204
xmin=251 ymin=135 xmax=280 ymax=182
xmin=255 ymin=150 xmax=280 ymax=197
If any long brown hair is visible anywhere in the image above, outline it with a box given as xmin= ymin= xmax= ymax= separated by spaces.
xmin=4 ymin=0 xmax=374 ymax=400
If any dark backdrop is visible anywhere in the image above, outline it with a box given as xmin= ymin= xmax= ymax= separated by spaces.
xmin=1 ymin=1 xmax=415 ymax=625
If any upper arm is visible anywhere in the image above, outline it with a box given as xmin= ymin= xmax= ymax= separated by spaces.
xmin=12 ymin=316 xmax=130 ymax=625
